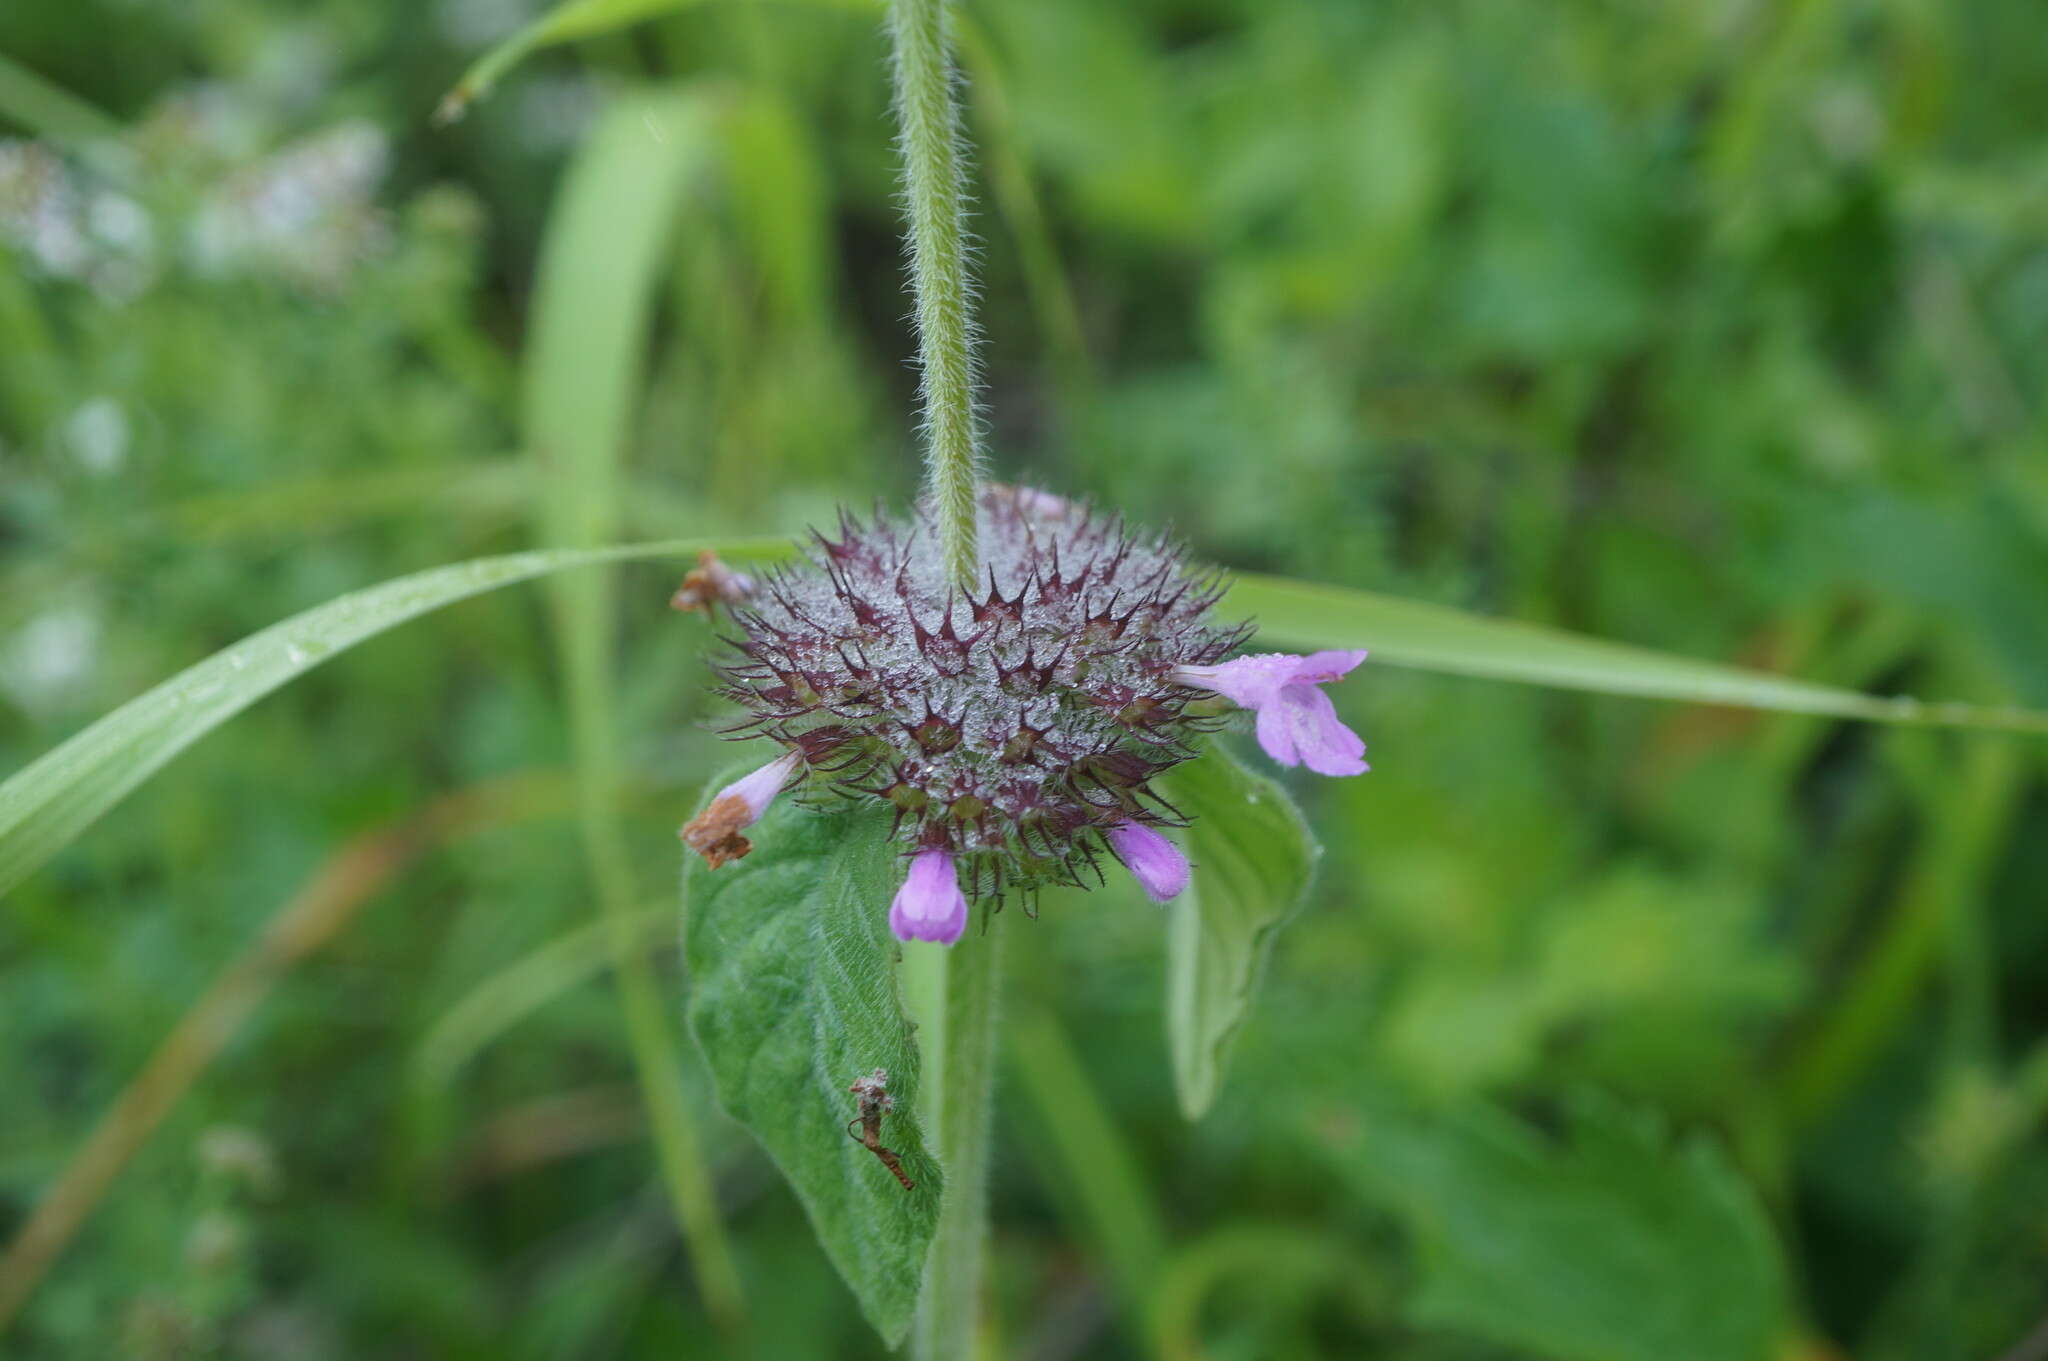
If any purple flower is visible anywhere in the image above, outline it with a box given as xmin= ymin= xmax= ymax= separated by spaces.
xmin=890 ymin=849 xmax=969 ymax=945
xmin=1171 ymin=650 xmax=1369 ymax=777
xmin=1106 ymin=820 xmax=1189 ymax=903
xmin=681 ymin=751 xmax=800 ymax=868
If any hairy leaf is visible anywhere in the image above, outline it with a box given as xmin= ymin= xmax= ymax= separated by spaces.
xmin=1314 ymin=1093 xmax=1786 ymax=1361
xmin=682 ymin=780 xmax=942 ymax=1346
xmin=1159 ymin=747 xmax=1318 ymax=1119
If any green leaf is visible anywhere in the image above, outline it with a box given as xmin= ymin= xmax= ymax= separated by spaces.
xmin=0 ymin=536 xmax=788 ymax=901
xmin=682 ymin=778 xmax=942 ymax=1346
xmin=1225 ymin=571 xmax=2048 ymax=736
xmin=1158 ymin=746 xmax=1318 ymax=1120
xmin=1313 ymin=1093 xmax=1787 ymax=1361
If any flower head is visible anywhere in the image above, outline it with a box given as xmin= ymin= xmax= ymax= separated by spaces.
xmin=890 ymin=849 xmax=969 ymax=944
xmin=1106 ymin=819 xmax=1189 ymax=903
xmin=1171 ymin=651 xmax=1369 ymax=776
xmin=706 ymin=486 xmax=1246 ymax=903
xmin=690 ymin=487 xmax=1371 ymax=938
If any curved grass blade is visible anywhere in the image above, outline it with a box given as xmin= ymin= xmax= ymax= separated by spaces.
xmin=1006 ymin=1005 xmax=1166 ymax=1324
xmin=526 ymin=84 xmax=747 ymax=1328
xmin=1226 ymin=572 xmax=2048 ymax=736
xmin=0 ymin=535 xmax=788 ymax=901
xmin=1149 ymin=1224 xmax=1381 ymax=1358
xmin=436 ymin=0 xmax=882 ymax=123
xmin=0 ymin=52 xmax=130 ymax=175
xmin=413 ymin=905 xmax=672 ymax=1088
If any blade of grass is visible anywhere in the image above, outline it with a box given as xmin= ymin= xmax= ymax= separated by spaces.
xmin=526 ymin=85 xmax=745 ymax=1329
xmin=436 ymin=0 xmax=879 ymax=123
xmin=1226 ymin=572 xmax=2048 ymax=736
xmin=10 ymin=548 xmax=2036 ymax=909
xmin=437 ymin=0 xmax=689 ymax=122
xmin=0 ymin=52 xmax=129 ymax=166
xmin=0 ymin=533 xmax=790 ymax=901
xmin=413 ymin=906 xmax=674 ymax=1089
xmin=1007 ymin=1004 xmax=1166 ymax=1343
xmin=1777 ymin=733 xmax=2024 ymax=1132
xmin=0 ymin=774 xmax=568 ymax=1337
xmin=451 ymin=1084 xmax=650 ymax=1190
xmin=1148 ymin=1224 xmax=1382 ymax=1361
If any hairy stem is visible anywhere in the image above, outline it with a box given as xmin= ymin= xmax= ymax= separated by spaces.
xmin=889 ymin=0 xmax=982 ymax=587
xmin=910 ymin=931 xmax=1002 ymax=1360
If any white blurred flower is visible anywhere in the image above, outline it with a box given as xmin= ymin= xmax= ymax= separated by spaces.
xmin=3 ymin=606 xmax=102 ymax=716
xmin=62 ymin=396 xmax=130 ymax=474
xmin=0 ymin=140 xmax=89 ymax=277
xmin=199 ymin=1125 xmax=281 ymax=1194
xmin=0 ymin=141 xmax=159 ymax=300
xmin=88 ymin=192 xmax=152 ymax=254
xmin=184 ymin=1211 xmax=246 ymax=1274
xmin=188 ymin=121 xmax=391 ymax=290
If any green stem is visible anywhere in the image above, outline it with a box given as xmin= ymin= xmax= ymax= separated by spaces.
xmin=911 ymin=931 xmax=1002 ymax=1360
xmin=889 ymin=0 xmax=982 ymax=587
xmin=887 ymin=8 xmax=997 ymax=1342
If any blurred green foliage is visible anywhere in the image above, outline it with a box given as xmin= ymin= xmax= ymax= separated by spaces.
xmin=4 ymin=1 xmax=2048 ymax=1358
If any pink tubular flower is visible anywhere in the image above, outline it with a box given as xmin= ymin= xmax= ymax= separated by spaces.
xmin=1170 ymin=650 xmax=1370 ymax=777
xmin=720 ymin=751 xmax=802 ymax=820
xmin=890 ymin=849 xmax=969 ymax=945
xmin=1106 ymin=820 xmax=1189 ymax=903
xmin=681 ymin=751 xmax=801 ymax=868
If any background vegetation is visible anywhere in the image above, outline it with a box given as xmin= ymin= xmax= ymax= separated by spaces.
xmin=5 ymin=1 xmax=2048 ymax=1357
